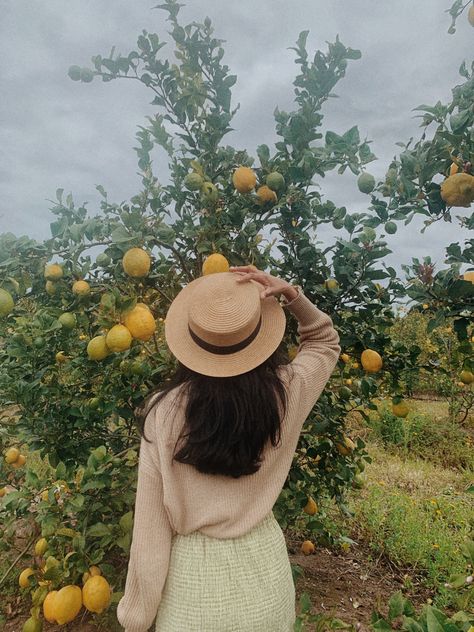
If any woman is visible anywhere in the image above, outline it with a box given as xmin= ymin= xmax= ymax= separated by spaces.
xmin=116 ymin=265 xmax=341 ymax=632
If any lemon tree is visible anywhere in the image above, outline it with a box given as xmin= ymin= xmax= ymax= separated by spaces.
xmin=0 ymin=0 xmax=472 ymax=627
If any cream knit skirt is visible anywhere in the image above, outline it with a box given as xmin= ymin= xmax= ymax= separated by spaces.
xmin=154 ymin=510 xmax=296 ymax=632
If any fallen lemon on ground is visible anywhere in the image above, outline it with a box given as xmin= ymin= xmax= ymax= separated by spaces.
xmin=22 ymin=616 xmax=42 ymax=632
xmin=43 ymin=590 xmax=58 ymax=623
xmin=19 ymin=567 xmax=35 ymax=588
xmin=202 ymin=253 xmax=230 ymax=275
xmin=232 ymin=166 xmax=256 ymax=193
xmin=122 ymin=247 xmax=151 ymax=278
xmin=301 ymin=540 xmax=315 ymax=555
xmin=53 ymin=585 xmax=83 ymax=625
xmin=361 ymin=349 xmax=383 ymax=373
xmin=123 ymin=304 xmax=156 ymax=341
xmin=82 ymin=575 xmax=112 ymax=613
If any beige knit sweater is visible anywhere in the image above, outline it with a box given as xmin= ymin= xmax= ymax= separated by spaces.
xmin=116 ymin=287 xmax=341 ymax=632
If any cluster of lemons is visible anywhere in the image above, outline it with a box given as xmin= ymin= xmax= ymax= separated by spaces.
xmin=19 ymin=540 xmax=111 ymax=631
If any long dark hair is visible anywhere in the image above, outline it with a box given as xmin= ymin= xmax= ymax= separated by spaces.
xmin=136 ymin=341 xmax=292 ymax=478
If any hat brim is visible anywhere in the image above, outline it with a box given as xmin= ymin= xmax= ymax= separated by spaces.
xmin=164 ymin=274 xmax=287 ymax=377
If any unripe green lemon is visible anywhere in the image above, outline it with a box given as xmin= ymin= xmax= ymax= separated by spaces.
xmin=384 ymin=221 xmax=397 ymax=234
xmin=184 ymin=172 xmax=204 ymax=191
xmin=0 ymin=289 xmax=15 ymax=316
xmin=357 ymin=172 xmax=375 ymax=194
xmin=58 ymin=312 xmax=77 ymax=330
xmin=266 ymin=172 xmax=285 ymax=192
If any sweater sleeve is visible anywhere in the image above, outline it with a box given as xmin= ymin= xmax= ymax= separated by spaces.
xmin=281 ymin=286 xmax=341 ymax=421
xmin=116 ymin=409 xmax=173 ymax=632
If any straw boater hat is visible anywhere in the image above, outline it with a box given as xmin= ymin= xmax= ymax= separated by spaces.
xmin=164 ymin=271 xmax=287 ymax=377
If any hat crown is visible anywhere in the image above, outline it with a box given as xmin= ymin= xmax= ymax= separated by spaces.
xmin=188 ymin=273 xmax=261 ymax=348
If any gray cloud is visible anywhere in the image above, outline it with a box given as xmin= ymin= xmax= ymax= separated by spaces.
xmin=0 ymin=0 xmax=471 ymax=276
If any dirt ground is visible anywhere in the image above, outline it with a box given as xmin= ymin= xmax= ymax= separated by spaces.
xmin=2 ymin=523 xmax=437 ymax=632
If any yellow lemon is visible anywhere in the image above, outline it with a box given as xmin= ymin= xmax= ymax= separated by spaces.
xmin=55 ymin=351 xmax=68 ymax=363
xmin=460 ymin=370 xmax=474 ymax=385
xmin=5 ymin=447 xmax=20 ymax=464
xmin=44 ymin=263 xmax=63 ymax=281
xmin=123 ymin=304 xmax=156 ymax=341
xmin=303 ymin=497 xmax=318 ymax=515
xmin=440 ymin=173 xmax=474 ymax=207
xmin=361 ymin=349 xmax=383 ymax=373
xmin=53 ymin=585 xmax=83 ymax=625
xmin=72 ymin=280 xmax=90 ymax=296
xmin=340 ymin=353 xmax=350 ymax=364
xmin=122 ymin=247 xmax=151 ymax=278
xmin=41 ymin=489 xmax=49 ymax=502
xmin=324 ymin=278 xmax=339 ymax=290
xmin=463 ymin=271 xmax=474 ymax=283
xmin=89 ymin=565 xmax=102 ymax=577
xmin=256 ymin=185 xmax=277 ymax=204
xmin=82 ymin=575 xmax=111 ymax=614
xmin=19 ymin=567 xmax=35 ymax=588
xmin=0 ymin=487 xmax=7 ymax=497
xmin=87 ymin=335 xmax=109 ymax=360
xmin=35 ymin=538 xmax=48 ymax=557
xmin=43 ymin=590 xmax=58 ymax=623
xmin=106 ymin=324 xmax=132 ymax=352
xmin=11 ymin=454 xmax=26 ymax=468
xmin=202 ymin=253 xmax=230 ymax=275
xmin=335 ymin=436 xmax=356 ymax=456
xmin=232 ymin=166 xmax=257 ymax=193
xmin=392 ymin=401 xmax=409 ymax=418
xmin=45 ymin=281 xmax=58 ymax=296
xmin=301 ymin=540 xmax=315 ymax=555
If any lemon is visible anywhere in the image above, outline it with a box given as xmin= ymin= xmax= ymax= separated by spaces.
xmin=202 ymin=253 xmax=230 ymax=275
xmin=324 ymin=278 xmax=339 ymax=290
xmin=335 ymin=436 xmax=356 ymax=456
xmin=340 ymin=353 xmax=350 ymax=364
xmin=440 ymin=173 xmax=474 ymax=207
xmin=200 ymin=181 xmax=219 ymax=204
xmin=460 ymin=370 xmax=474 ymax=385
xmin=361 ymin=349 xmax=383 ymax=373
xmin=123 ymin=304 xmax=156 ymax=341
xmin=184 ymin=172 xmax=204 ymax=191
xmin=22 ymin=616 xmax=43 ymax=632
xmin=469 ymin=4 xmax=474 ymax=26
xmin=303 ymin=497 xmax=318 ymax=515
xmin=232 ymin=166 xmax=256 ymax=193
xmin=5 ymin=447 xmax=20 ymax=463
xmin=19 ymin=567 xmax=35 ymax=588
xmin=463 ymin=271 xmax=474 ymax=283
xmin=82 ymin=575 xmax=111 ymax=614
xmin=45 ymin=281 xmax=58 ymax=296
xmin=0 ymin=487 xmax=7 ymax=497
xmin=87 ymin=335 xmax=109 ymax=361
xmin=54 ymin=585 xmax=83 ymax=625
xmin=41 ymin=489 xmax=49 ymax=502
xmin=256 ymin=185 xmax=277 ymax=204
xmin=43 ymin=590 xmax=58 ymax=623
xmin=357 ymin=172 xmax=375 ymax=194
xmin=72 ymin=280 xmax=90 ymax=296
xmin=34 ymin=538 xmax=48 ymax=556
xmin=122 ymin=247 xmax=151 ymax=278
xmin=301 ymin=540 xmax=315 ymax=555
xmin=0 ymin=288 xmax=14 ymax=316
xmin=58 ymin=312 xmax=76 ymax=330
xmin=106 ymin=324 xmax=132 ymax=352
xmin=266 ymin=171 xmax=285 ymax=192
xmin=449 ymin=162 xmax=460 ymax=176
xmin=55 ymin=351 xmax=68 ymax=363
xmin=11 ymin=454 xmax=26 ymax=468
xmin=384 ymin=221 xmax=397 ymax=234
xmin=44 ymin=263 xmax=63 ymax=281
xmin=392 ymin=401 xmax=409 ymax=418
xmin=89 ymin=565 xmax=102 ymax=577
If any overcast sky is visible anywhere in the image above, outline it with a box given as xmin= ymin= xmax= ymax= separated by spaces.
xmin=0 ymin=0 xmax=472 ymax=277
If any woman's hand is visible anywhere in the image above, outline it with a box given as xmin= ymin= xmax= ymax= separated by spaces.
xmin=229 ymin=265 xmax=297 ymax=301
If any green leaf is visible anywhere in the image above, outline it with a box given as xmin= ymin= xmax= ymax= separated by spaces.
xmin=111 ymin=226 xmax=135 ymax=243
xmin=87 ymin=523 xmax=112 ymax=537
xmin=387 ymin=590 xmax=405 ymax=620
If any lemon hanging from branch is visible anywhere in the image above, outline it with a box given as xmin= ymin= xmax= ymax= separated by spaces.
xmin=122 ymin=247 xmax=151 ymax=278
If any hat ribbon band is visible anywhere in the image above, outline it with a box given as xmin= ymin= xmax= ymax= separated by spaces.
xmin=188 ymin=316 xmax=262 ymax=355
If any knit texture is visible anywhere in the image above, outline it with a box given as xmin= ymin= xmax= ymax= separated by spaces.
xmin=116 ymin=288 xmax=341 ymax=632
xmin=154 ymin=511 xmax=295 ymax=631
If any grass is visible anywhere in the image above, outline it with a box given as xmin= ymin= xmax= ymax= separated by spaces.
xmin=327 ymin=435 xmax=474 ymax=610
